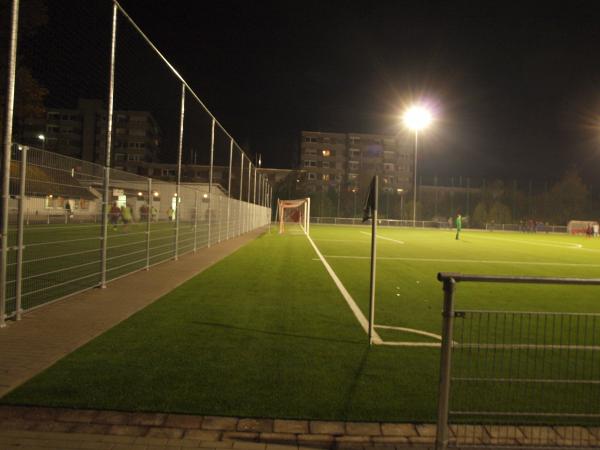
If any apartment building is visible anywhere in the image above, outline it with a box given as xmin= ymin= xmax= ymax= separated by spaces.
xmin=299 ymin=130 xmax=413 ymax=194
xmin=22 ymin=98 xmax=160 ymax=167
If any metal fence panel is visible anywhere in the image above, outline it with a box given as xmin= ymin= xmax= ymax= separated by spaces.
xmin=436 ymin=273 xmax=600 ymax=449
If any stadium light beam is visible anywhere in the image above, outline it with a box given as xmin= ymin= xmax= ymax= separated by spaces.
xmin=402 ymin=105 xmax=433 ymax=226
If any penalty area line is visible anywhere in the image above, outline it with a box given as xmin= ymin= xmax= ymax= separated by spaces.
xmin=305 ymin=233 xmax=383 ymax=345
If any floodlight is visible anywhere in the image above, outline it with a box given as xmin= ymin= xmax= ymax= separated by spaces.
xmin=402 ymin=106 xmax=432 ymax=131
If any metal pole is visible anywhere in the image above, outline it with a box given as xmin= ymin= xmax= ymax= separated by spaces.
xmin=413 ymin=130 xmax=418 ymax=227
xmin=253 ymin=165 xmax=257 ymax=230
xmin=193 ymin=189 xmax=198 ymax=251
xmin=15 ymin=145 xmax=27 ymax=320
xmin=0 ymin=0 xmax=19 ymax=327
xmin=146 ymin=178 xmax=151 ymax=269
xmin=100 ymin=2 xmax=118 ymax=288
xmin=226 ymin=138 xmax=233 ymax=239
xmin=247 ymin=160 xmax=252 ymax=232
xmin=239 ymin=152 xmax=244 ymax=236
xmin=207 ymin=118 xmax=215 ymax=246
xmin=435 ymin=277 xmax=456 ymax=450
xmin=174 ymin=83 xmax=185 ymax=260
xmin=368 ymin=176 xmax=378 ymax=345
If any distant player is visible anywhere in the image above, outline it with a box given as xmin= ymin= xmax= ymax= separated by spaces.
xmin=455 ymin=214 xmax=462 ymax=240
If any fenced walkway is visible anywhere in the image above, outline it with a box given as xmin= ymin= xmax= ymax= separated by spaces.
xmin=0 ymin=227 xmax=267 ymax=398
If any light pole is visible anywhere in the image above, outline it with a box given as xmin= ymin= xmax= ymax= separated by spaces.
xmin=37 ymin=134 xmax=45 ymax=150
xmin=397 ymin=188 xmax=404 ymax=221
xmin=352 ymin=187 xmax=358 ymax=218
xmin=403 ymin=105 xmax=432 ymax=227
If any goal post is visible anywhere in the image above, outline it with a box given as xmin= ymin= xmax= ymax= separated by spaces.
xmin=567 ymin=220 xmax=599 ymax=235
xmin=277 ymin=198 xmax=310 ymax=235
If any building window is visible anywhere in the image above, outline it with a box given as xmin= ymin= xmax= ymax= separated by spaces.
xmin=304 ymin=148 xmax=317 ymax=156
xmin=349 ymin=148 xmax=360 ymax=159
xmin=303 ymin=160 xmax=317 ymax=167
xmin=45 ymin=195 xmax=65 ymax=208
xmin=322 ymin=174 xmax=330 ymax=181
xmin=384 ymin=163 xmax=395 ymax=172
xmin=322 ymin=149 xmax=331 ymax=157
xmin=349 ymin=161 xmax=359 ymax=171
xmin=322 ymin=161 xmax=330 ymax=168
xmin=308 ymin=172 xmax=317 ymax=180
xmin=348 ymin=173 xmax=358 ymax=180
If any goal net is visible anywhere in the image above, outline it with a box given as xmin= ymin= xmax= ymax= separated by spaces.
xmin=277 ymin=198 xmax=311 ymax=235
xmin=567 ymin=220 xmax=599 ymax=235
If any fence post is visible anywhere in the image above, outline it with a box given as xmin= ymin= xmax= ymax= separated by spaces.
xmin=15 ymin=145 xmax=27 ymax=320
xmin=226 ymin=138 xmax=233 ymax=239
xmin=239 ymin=152 xmax=244 ymax=236
xmin=0 ymin=0 xmax=20 ymax=327
xmin=253 ymin=165 xmax=257 ymax=230
xmin=207 ymin=118 xmax=215 ymax=246
xmin=435 ymin=276 xmax=457 ymax=450
xmin=193 ymin=190 xmax=198 ymax=252
xmin=174 ymin=83 xmax=185 ymax=261
xmin=247 ymin=161 xmax=252 ymax=233
xmin=146 ymin=178 xmax=152 ymax=269
xmin=100 ymin=2 xmax=117 ymax=288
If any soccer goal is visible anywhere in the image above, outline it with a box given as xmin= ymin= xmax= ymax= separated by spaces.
xmin=567 ymin=220 xmax=599 ymax=235
xmin=277 ymin=198 xmax=311 ymax=235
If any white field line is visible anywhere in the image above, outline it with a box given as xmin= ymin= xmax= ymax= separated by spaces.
xmin=379 ymin=341 xmax=441 ymax=348
xmin=312 ymin=239 xmax=370 ymax=243
xmin=317 ymin=255 xmax=600 ymax=268
xmin=375 ymin=324 xmax=443 ymax=341
xmin=360 ymin=231 xmax=405 ymax=244
xmin=468 ymin=234 xmax=583 ymax=249
xmin=305 ymin=233 xmax=383 ymax=344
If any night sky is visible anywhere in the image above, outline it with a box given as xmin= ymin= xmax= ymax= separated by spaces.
xmin=17 ymin=1 xmax=600 ymax=181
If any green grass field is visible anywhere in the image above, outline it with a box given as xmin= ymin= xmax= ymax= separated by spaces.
xmin=2 ymin=224 xmax=600 ymax=423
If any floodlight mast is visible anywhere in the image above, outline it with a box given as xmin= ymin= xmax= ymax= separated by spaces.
xmin=402 ymin=105 xmax=432 ymax=227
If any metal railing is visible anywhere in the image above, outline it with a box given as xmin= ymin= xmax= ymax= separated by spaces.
xmin=435 ymin=273 xmax=600 ymax=449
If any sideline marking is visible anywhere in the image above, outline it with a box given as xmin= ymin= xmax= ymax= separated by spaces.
xmin=469 ymin=234 xmax=584 ymax=250
xmin=305 ymin=233 xmax=383 ymax=344
xmin=360 ymin=231 xmax=405 ymax=244
xmin=316 ymin=255 xmax=600 ymax=267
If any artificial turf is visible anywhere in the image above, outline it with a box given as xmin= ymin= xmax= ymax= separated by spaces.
xmin=2 ymin=225 xmax=600 ymax=423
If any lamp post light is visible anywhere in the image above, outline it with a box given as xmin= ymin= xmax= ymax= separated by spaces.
xmin=402 ymin=105 xmax=432 ymax=227
xmin=37 ymin=134 xmax=46 ymax=150
xmin=397 ymin=188 xmax=404 ymax=221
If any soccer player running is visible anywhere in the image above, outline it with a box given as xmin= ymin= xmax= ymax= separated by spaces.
xmin=455 ymin=213 xmax=462 ymax=240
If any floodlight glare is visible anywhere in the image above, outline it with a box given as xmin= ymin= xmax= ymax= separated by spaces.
xmin=402 ymin=106 xmax=432 ymax=131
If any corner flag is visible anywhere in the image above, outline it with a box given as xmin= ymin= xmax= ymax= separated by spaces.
xmin=362 ymin=176 xmax=377 ymax=223
xmin=362 ymin=175 xmax=378 ymax=345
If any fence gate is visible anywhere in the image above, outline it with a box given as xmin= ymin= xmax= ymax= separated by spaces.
xmin=435 ymin=273 xmax=600 ymax=449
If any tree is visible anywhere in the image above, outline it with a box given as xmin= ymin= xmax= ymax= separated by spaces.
xmin=0 ymin=0 xmax=49 ymax=140
xmin=548 ymin=168 xmax=589 ymax=224
xmin=488 ymin=202 xmax=512 ymax=224
xmin=472 ymin=202 xmax=488 ymax=227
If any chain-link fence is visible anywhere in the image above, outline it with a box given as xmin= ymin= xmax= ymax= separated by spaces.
xmin=1 ymin=0 xmax=272 ymax=326
xmin=3 ymin=144 xmax=270 ymax=320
